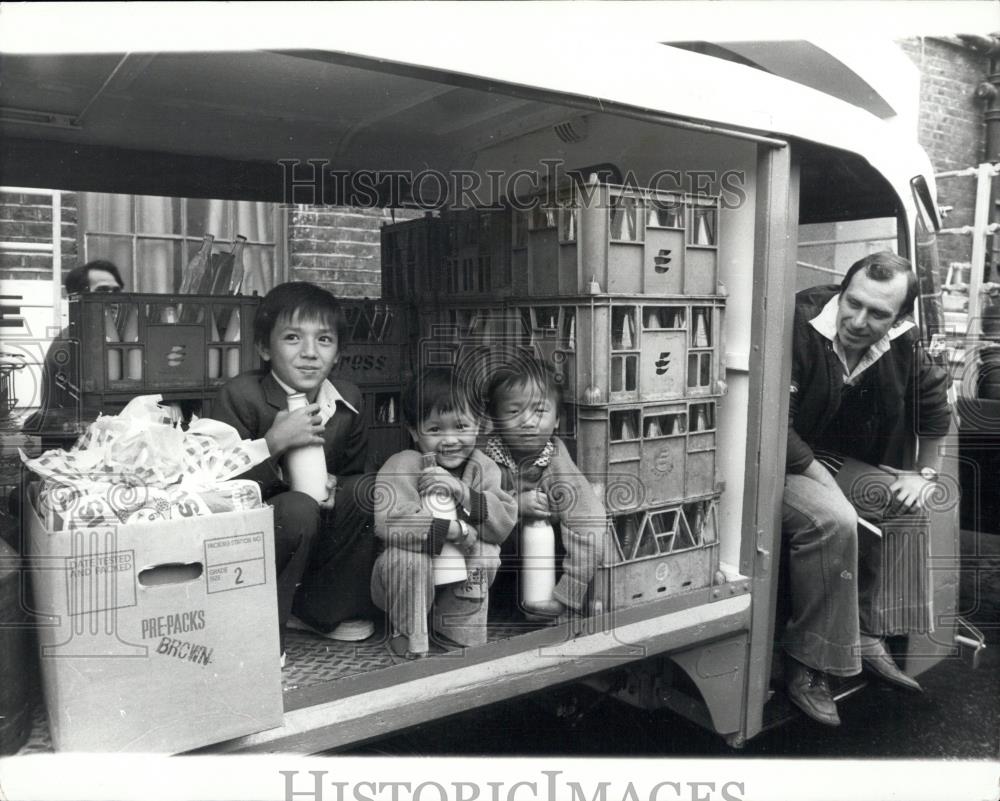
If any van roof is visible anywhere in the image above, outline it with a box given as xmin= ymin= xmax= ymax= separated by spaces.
xmin=0 ymin=26 xmax=932 ymax=205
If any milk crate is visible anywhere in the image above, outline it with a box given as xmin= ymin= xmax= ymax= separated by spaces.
xmin=380 ymin=210 xmax=511 ymax=303
xmin=591 ymin=493 xmax=722 ymax=611
xmin=510 ymin=182 xmax=721 ymax=297
xmin=412 ymin=304 xmax=529 ymax=386
xmin=514 ymin=296 xmax=725 ymax=405
xmin=63 ymin=292 xmax=260 ymax=396
xmin=569 ymin=397 xmax=720 ymax=512
xmin=380 ymin=214 xmax=442 ymax=301
xmin=362 ymin=385 xmax=411 ymax=470
xmin=438 ymin=208 xmax=511 ymax=299
xmin=330 ymin=299 xmax=415 ymax=387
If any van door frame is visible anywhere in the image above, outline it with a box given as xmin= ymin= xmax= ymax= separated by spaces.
xmin=738 ymin=142 xmax=797 ymax=742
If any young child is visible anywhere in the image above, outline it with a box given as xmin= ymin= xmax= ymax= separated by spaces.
xmin=483 ymin=357 xmax=611 ymax=620
xmin=209 ymin=281 xmax=377 ymax=661
xmin=371 ymin=366 xmax=517 ymax=658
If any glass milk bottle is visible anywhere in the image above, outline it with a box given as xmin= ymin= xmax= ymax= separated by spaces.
xmin=521 ymin=517 xmax=556 ymax=606
xmin=420 ymin=453 xmax=467 ymax=585
xmin=283 ymin=392 xmax=328 ymax=502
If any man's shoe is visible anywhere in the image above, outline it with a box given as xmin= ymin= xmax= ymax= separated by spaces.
xmin=860 ymin=638 xmax=923 ymax=693
xmin=786 ymin=659 xmax=841 ymax=726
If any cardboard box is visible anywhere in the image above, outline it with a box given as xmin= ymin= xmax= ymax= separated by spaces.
xmin=26 ymin=486 xmax=283 ymax=752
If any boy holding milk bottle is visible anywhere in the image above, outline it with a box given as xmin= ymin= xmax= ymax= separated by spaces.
xmin=209 ymin=282 xmax=378 ymax=663
xmin=483 ymin=357 xmax=611 ymax=622
xmin=370 ymin=367 xmax=517 ymax=658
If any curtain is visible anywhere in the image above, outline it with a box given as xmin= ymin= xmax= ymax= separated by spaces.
xmin=82 ymin=194 xmax=277 ymax=295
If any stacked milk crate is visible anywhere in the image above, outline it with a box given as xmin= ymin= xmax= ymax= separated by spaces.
xmin=507 ymin=182 xmax=725 ymax=609
xmin=382 ymin=208 xmax=515 ymax=389
xmin=330 ymin=300 xmax=413 ymax=470
xmin=380 ymin=183 xmax=725 ymax=609
xmin=51 ymin=292 xmax=261 ymax=431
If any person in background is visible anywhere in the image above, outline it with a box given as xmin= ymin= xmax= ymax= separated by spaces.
xmin=483 ymin=357 xmax=611 ymax=622
xmin=63 ymin=259 xmax=124 ymax=295
xmin=781 ymin=251 xmax=952 ymax=727
xmin=371 ymin=367 xmax=516 ymax=659
xmin=208 ymin=281 xmax=378 ymax=665
xmin=21 ymin=259 xmax=125 ymax=441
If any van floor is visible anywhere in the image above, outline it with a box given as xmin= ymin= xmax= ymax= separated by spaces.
xmin=17 ymin=609 xmax=548 ymax=755
xmin=282 ymin=613 xmax=544 ymax=688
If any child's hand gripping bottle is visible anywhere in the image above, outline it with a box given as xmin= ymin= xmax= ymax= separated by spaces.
xmin=284 ymin=393 xmax=328 ymax=502
xmin=420 ymin=453 xmax=468 ymax=586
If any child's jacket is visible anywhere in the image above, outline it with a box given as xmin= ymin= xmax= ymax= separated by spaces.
xmin=487 ymin=437 xmax=611 ymax=611
xmin=374 ymin=449 xmax=517 ymax=555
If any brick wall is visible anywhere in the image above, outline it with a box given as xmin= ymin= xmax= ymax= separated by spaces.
xmin=0 ymin=191 xmax=77 ymax=283
xmin=288 ymin=206 xmax=422 ymax=298
xmin=899 ymin=37 xmax=989 ymax=274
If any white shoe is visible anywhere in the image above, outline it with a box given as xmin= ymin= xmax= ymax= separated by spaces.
xmin=288 ymin=614 xmax=375 ymax=642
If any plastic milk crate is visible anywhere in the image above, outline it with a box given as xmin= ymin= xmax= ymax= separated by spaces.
xmin=438 ymin=208 xmax=512 ymax=299
xmin=47 ymin=293 xmax=260 ymax=433
xmin=65 ymin=292 xmax=260 ymax=393
xmin=510 ymin=182 xmax=721 ymax=297
xmin=514 ymin=296 xmax=726 ymax=406
xmin=590 ymin=493 xmax=722 ymax=611
xmin=330 ymin=299 xmax=414 ymax=388
xmin=413 ymin=303 xmax=526 ymax=375
xmin=380 ymin=209 xmax=511 ymax=303
xmin=362 ymin=385 xmax=411 ymax=470
xmin=565 ymin=397 xmax=721 ymax=512
xmin=380 ymin=214 xmax=444 ymax=302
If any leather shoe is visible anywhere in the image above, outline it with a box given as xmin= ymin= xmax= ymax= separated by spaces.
xmin=786 ymin=659 xmax=841 ymax=726
xmin=860 ymin=638 xmax=923 ymax=693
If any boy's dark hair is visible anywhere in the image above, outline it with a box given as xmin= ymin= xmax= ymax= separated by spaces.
xmin=485 ymin=355 xmax=563 ymax=416
xmin=401 ymin=366 xmax=476 ymax=428
xmin=64 ymin=260 xmax=124 ymax=295
xmin=839 ymin=251 xmax=918 ymax=320
xmin=253 ymin=281 xmax=348 ymax=348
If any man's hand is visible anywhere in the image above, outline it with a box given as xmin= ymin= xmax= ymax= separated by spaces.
xmin=418 ymin=466 xmax=469 ymax=508
xmin=318 ymin=474 xmax=338 ymax=510
xmin=518 ymin=488 xmax=552 ymax=520
xmin=265 ymin=404 xmax=324 ymax=457
xmin=889 ymin=473 xmax=932 ymax=514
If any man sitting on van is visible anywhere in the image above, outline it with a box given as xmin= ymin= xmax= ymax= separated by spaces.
xmin=782 ymin=251 xmax=951 ymax=727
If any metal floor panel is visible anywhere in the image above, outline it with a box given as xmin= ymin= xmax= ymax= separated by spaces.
xmin=18 ymin=616 xmax=545 ymax=754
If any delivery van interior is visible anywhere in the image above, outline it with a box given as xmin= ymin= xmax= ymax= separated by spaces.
xmin=0 ymin=47 xmax=964 ymax=754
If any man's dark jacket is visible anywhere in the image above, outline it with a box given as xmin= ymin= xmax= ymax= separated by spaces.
xmin=786 ymin=284 xmax=951 ymax=474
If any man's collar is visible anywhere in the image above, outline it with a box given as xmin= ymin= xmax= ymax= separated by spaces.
xmin=808 ymin=294 xmax=915 ymax=383
xmin=267 ymin=372 xmax=359 ymax=418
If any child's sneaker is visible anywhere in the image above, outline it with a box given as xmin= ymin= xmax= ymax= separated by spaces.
xmin=288 ymin=614 xmax=375 ymax=642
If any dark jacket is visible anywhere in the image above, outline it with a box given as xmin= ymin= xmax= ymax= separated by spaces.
xmin=786 ymin=285 xmax=951 ymax=474
xmin=208 ymin=369 xmax=368 ymax=498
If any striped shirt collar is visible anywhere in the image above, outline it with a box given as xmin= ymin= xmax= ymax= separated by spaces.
xmin=809 ymin=293 xmax=914 ymax=385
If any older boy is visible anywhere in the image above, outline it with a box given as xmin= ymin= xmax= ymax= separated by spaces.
xmin=209 ymin=282 xmax=377 ymax=660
